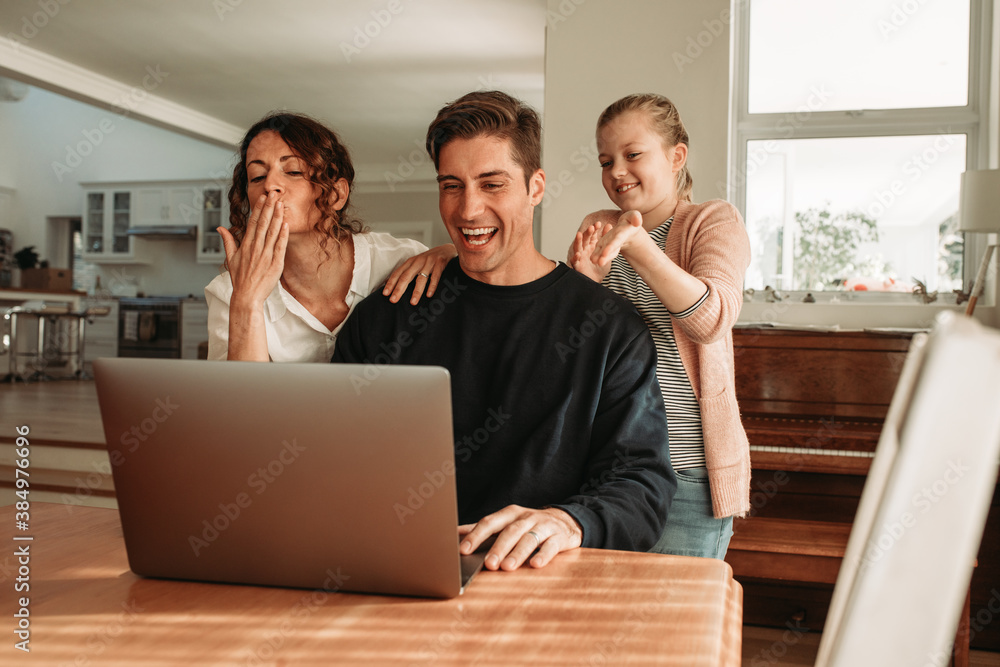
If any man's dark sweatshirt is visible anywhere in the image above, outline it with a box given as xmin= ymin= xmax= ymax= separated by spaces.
xmin=331 ymin=258 xmax=675 ymax=552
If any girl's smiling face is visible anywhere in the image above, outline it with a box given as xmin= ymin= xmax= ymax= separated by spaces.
xmin=597 ymin=111 xmax=687 ymax=226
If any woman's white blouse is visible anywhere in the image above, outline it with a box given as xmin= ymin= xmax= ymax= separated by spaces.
xmin=205 ymin=232 xmax=427 ymax=362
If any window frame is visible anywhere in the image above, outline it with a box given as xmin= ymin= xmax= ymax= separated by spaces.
xmin=728 ymin=0 xmax=995 ymax=318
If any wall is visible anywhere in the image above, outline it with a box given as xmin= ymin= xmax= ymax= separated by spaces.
xmin=540 ymin=0 xmax=732 ymax=259
xmin=351 ymin=185 xmax=450 ymax=248
xmin=1 ymin=84 xmax=235 ymax=295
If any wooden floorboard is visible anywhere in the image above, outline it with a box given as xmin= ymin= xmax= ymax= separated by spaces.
xmin=0 ymin=379 xmax=104 ymax=444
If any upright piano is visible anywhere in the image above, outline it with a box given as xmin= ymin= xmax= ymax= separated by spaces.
xmin=727 ymin=325 xmax=999 ymax=653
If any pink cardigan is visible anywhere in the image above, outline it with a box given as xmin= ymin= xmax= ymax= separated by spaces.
xmin=665 ymin=200 xmax=752 ymax=518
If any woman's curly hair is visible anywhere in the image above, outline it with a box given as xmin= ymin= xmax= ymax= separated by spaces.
xmin=227 ymin=112 xmax=364 ymax=259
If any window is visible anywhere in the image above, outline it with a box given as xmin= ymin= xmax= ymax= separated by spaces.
xmin=732 ymin=0 xmax=991 ymax=298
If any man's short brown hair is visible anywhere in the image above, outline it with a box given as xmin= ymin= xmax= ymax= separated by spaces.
xmin=425 ymin=91 xmax=541 ymax=188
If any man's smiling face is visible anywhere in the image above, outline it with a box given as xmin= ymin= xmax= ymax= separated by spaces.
xmin=436 ymin=135 xmax=544 ymax=285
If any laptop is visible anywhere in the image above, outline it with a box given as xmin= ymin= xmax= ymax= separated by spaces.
xmin=93 ymin=358 xmax=485 ymax=599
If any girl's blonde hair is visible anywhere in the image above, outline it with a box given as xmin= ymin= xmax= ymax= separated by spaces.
xmin=597 ymin=94 xmax=693 ymax=203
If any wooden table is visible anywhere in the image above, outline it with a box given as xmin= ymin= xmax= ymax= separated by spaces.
xmin=2 ymin=504 xmax=742 ymax=665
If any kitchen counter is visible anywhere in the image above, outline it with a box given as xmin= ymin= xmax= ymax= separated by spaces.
xmin=0 ymin=287 xmax=88 ymax=310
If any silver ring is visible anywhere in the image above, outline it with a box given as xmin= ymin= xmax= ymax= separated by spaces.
xmin=418 ymin=272 xmax=430 ymax=278
xmin=527 ymin=530 xmax=540 ymax=547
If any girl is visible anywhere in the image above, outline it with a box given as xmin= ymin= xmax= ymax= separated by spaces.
xmin=206 ymin=111 xmax=453 ymax=362
xmin=568 ymin=93 xmax=751 ymax=559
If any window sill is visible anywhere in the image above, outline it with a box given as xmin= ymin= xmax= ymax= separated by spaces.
xmin=737 ymin=300 xmax=993 ymax=331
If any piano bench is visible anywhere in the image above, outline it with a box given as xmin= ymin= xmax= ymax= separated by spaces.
xmin=727 ymin=517 xmax=850 ymax=585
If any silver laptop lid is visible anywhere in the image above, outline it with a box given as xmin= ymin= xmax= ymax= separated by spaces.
xmin=94 ymin=358 xmax=464 ymax=598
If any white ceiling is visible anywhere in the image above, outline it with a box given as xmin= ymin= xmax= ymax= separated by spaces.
xmin=0 ymin=0 xmax=546 ymax=175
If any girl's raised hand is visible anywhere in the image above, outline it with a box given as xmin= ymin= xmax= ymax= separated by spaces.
xmin=591 ymin=210 xmax=648 ymax=267
xmin=569 ymin=223 xmax=611 ymax=282
xmin=218 ymin=191 xmax=289 ymax=308
xmin=383 ymin=243 xmax=458 ymax=305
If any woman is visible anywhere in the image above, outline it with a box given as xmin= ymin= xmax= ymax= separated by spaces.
xmin=205 ymin=112 xmax=453 ymax=362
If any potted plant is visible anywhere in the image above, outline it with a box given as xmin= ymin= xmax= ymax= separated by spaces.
xmin=14 ymin=246 xmax=38 ymax=271
xmin=15 ymin=246 xmax=73 ymax=291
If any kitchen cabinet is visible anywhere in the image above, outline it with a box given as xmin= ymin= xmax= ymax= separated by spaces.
xmin=82 ymin=180 xmax=229 ymax=265
xmin=132 ymin=186 xmax=203 ymax=227
xmin=82 ymin=298 xmax=118 ymax=373
xmin=82 ymin=189 xmax=141 ymax=263
xmin=180 ymin=299 xmax=208 ymax=359
xmin=196 ymin=187 xmax=229 ymax=265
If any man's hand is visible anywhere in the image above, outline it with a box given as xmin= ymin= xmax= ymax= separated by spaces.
xmin=459 ymin=505 xmax=583 ymax=571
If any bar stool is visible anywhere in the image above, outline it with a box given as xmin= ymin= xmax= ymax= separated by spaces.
xmin=1 ymin=306 xmax=54 ymax=382
xmin=64 ymin=305 xmax=112 ymax=379
xmin=1 ymin=307 xmax=25 ymax=383
xmin=0 ymin=303 xmax=97 ymax=382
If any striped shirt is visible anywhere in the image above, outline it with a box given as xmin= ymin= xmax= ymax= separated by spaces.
xmin=602 ymin=217 xmax=708 ymax=470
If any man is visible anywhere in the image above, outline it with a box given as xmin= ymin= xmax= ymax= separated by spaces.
xmin=332 ymin=91 xmax=675 ymax=571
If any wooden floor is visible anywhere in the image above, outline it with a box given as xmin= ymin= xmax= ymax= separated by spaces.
xmin=3 ymin=380 xmax=1000 ymax=666
xmin=0 ymin=378 xmax=104 ymax=444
